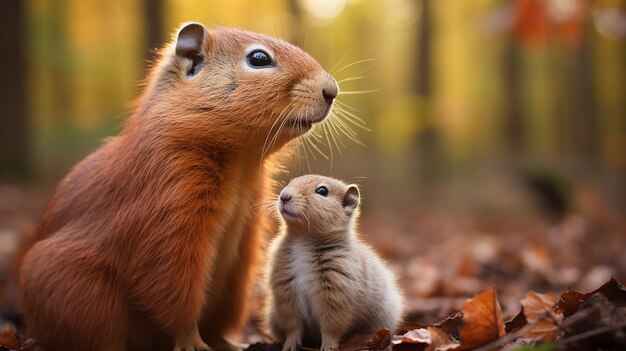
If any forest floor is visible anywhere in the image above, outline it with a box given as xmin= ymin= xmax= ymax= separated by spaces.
xmin=0 ymin=178 xmax=624 ymax=350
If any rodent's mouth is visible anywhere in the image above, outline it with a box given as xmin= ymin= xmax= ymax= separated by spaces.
xmin=279 ymin=207 xmax=300 ymax=222
xmin=285 ymin=105 xmax=331 ymax=131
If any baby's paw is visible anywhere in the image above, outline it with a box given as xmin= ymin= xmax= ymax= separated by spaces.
xmin=281 ymin=333 xmax=302 ymax=351
xmin=320 ymin=338 xmax=339 ymax=351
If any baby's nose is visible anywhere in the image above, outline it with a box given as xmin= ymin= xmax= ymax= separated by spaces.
xmin=279 ymin=190 xmax=293 ymax=203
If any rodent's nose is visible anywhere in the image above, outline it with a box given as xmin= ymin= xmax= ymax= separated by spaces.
xmin=322 ymin=85 xmax=338 ymax=105
xmin=280 ymin=192 xmax=292 ymax=203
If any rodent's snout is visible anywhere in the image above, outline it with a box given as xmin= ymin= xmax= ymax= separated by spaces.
xmin=279 ymin=190 xmax=292 ymax=203
xmin=321 ymin=74 xmax=339 ymax=105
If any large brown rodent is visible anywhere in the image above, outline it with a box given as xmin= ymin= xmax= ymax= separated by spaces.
xmin=18 ymin=22 xmax=338 ymax=351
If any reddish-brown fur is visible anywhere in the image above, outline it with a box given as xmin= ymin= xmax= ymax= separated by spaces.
xmin=19 ymin=23 xmax=337 ymax=351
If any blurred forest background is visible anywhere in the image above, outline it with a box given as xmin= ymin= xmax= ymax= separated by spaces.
xmin=0 ymin=0 xmax=625 ymax=328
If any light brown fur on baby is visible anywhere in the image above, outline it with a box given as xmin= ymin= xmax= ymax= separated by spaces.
xmin=264 ymin=175 xmax=404 ymax=351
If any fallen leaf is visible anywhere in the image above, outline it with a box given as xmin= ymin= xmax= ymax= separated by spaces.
xmin=342 ymin=329 xmax=391 ymax=351
xmin=424 ymin=327 xmax=460 ymax=351
xmin=369 ymin=329 xmax=391 ymax=350
xmin=432 ymin=311 xmax=463 ymax=335
xmin=520 ymin=291 xmax=562 ymax=342
xmin=458 ymin=287 xmax=506 ymax=350
xmin=556 ymin=288 xmax=588 ymax=317
xmin=393 ymin=329 xmax=430 ymax=345
xmin=556 ymin=277 xmax=626 ymax=317
xmin=504 ymin=308 xmax=527 ymax=334
xmin=561 ymin=292 xmax=626 ymax=350
xmin=391 ymin=327 xmax=459 ymax=351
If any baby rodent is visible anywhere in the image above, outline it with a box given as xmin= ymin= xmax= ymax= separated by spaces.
xmin=19 ymin=23 xmax=338 ymax=351
xmin=264 ymin=175 xmax=404 ymax=351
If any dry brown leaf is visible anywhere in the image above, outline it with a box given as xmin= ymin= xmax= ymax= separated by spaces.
xmin=504 ymin=308 xmax=527 ymax=334
xmin=342 ymin=329 xmax=391 ymax=351
xmin=424 ymin=327 xmax=460 ymax=351
xmin=458 ymin=287 xmax=506 ymax=350
xmin=394 ymin=329 xmax=431 ymax=344
xmin=391 ymin=327 xmax=459 ymax=351
xmin=556 ymin=277 xmax=626 ymax=317
xmin=520 ymin=291 xmax=562 ymax=342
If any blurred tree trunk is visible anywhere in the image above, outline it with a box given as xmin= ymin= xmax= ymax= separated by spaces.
xmin=569 ymin=32 xmax=598 ymax=165
xmin=415 ymin=0 xmax=432 ymax=97
xmin=48 ymin=2 xmax=73 ymax=126
xmin=413 ymin=0 xmax=441 ymax=181
xmin=503 ymin=38 xmax=525 ymax=156
xmin=0 ymin=0 xmax=29 ymax=178
xmin=144 ymin=0 xmax=164 ymax=62
xmin=288 ymin=0 xmax=304 ymax=46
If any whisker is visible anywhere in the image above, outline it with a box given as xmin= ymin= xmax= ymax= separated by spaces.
xmin=344 ymin=65 xmax=376 ymax=80
xmin=337 ymin=76 xmax=368 ymax=84
xmin=302 ymin=135 xmax=317 ymax=161
xmin=321 ymin=122 xmax=334 ymax=170
xmin=334 ymin=107 xmax=371 ymax=131
xmin=262 ymin=101 xmax=296 ymax=160
xmin=294 ymin=106 xmax=312 ymax=171
xmin=301 ymin=211 xmax=312 ymax=232
xmin=337 ymin=89 xmax=380 ymax=96
xmin=328 ymin=50 xmax=353 ymax=75
xmin=303 ymin=131 xmax=330 ymax=159
xmin=326 ymin=118 xmax=346 ymax=151
xmin=332 ymin=116 xmax=366 ymax=147
xmin=302 ymin=23 xmax=313 ymax=50
xmin=268 ymin=105 xmax=297 ymax=156
xmin=335 ymin=100 xmax=361 ymax=113
xmin=331 ymin=58 xmax=375 ymax=76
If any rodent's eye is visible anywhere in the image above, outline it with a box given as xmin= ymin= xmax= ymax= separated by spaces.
xmin=247 ymin=49 xmax=274 ymax=68
xmin=315 ymin=186 xmax=328 ymax=197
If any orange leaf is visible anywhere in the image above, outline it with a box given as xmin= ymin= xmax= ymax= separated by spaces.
xmin=520 ymin=291 xmax=562 ymax=342
xmin=458 ymin=287 xmax=506 ymax=350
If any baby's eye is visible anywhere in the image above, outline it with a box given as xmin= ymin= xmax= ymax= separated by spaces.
xmin=247 ymin=49 xmax=274 ymax=68
xmin=315 ymin=186 xmax=328 ymax=197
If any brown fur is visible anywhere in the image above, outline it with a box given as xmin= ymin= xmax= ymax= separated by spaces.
xmin=18 ymin=23 xmax=337 ymax=351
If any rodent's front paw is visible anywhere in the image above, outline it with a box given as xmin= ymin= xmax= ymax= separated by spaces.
xmin=174 ymin=337 xmax=211 ymax=351
xmin=173 ymin=343 xmax=211 ymax=351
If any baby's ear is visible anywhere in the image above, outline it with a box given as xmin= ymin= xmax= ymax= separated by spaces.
xmin=342 ymin=185 xmax=360 ymax=216
xmin=175 ymin=22 xmax=211 ymax=76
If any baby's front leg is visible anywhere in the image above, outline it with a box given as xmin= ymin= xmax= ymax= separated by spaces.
xmin=316 ymin=285 xmax=352 ymax=351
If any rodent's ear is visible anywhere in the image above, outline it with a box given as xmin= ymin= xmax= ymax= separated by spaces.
xmin=175 ymin=22 xmax=209 ymax=76
xmin=342 ymin=185 xmax=360 ymax=216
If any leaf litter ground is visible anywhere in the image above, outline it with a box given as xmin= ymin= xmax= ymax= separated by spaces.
xmin=0 ymin=181 xmax=624 ymax=350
